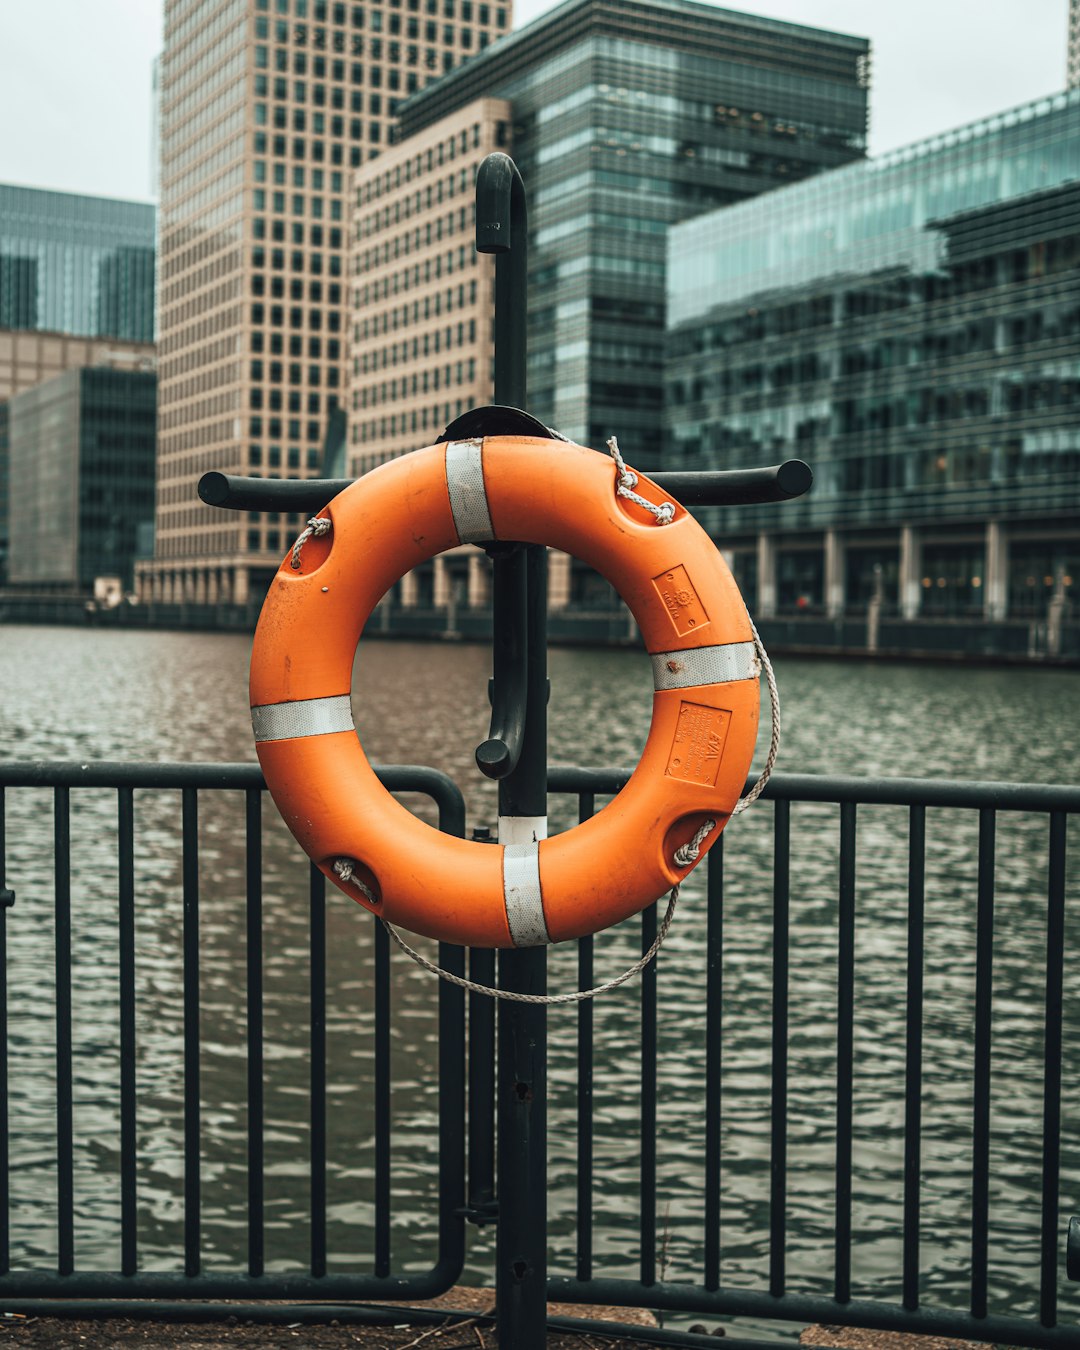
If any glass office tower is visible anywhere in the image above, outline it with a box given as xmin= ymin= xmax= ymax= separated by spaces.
xmin=0 ymin=184 xmax=155 ymax=343
xmin=666 ymin=90 xmax=1080 ymax=639
xmin=396 ymin=0 xmax=869 ymax=469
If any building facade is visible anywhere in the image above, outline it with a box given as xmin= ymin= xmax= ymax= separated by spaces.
xmin=665 ymin=90 xmax=1080 ymax=651
xmin=349 ymin=96 xmax=509 ymax=475
xmin=0 ymin=184 xmax=155 ymax=342
xmin=0 ymin=182 xmax=155 ymax=588
xmin=7 ymin=368 xmax=157 ymax=593
xmin=0 ymin=333 xmax=155 ymax=583
xmin=144 ymin=0 xmax=510 ymax=607
xmin=393 ymin=0 xmax=869 ymax=470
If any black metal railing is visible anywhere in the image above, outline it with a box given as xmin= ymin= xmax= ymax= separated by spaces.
xmin=0 ymin=758 xmax=1077 ymax=1349
xmin=0 ymin=761 xmax=466 ymax=1302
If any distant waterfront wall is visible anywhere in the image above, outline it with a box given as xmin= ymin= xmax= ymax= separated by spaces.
xmin=2 ymin=592 xmax=1077 ymax=665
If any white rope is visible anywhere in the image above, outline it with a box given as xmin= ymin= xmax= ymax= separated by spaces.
xmin=674 ymin=819 xmax=715 ymax=867
xmin=734 ymin=618 xmax=780 ymax=814
xmin=290 ymin=515 xmax=332 ymax=569
xmin=607 ymin=436 xmax=676 ymax=525
xmin=333 ymin=857 xmax=377 ymax=903
xmin=381 ymin=887 xmax=680 ymax=1004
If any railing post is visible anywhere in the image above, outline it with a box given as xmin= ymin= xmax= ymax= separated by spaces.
xmin=475 ymin=152 xmax=549 ymax=1350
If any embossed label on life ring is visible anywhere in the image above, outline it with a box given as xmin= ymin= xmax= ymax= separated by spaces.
xmin=665 ymin=702 xmax=731 ymax=785
xmin=652 ymin=565 xmax=710 ymax=637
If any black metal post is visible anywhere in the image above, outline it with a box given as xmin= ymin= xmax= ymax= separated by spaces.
xmin=476 ymin=152 xmax=549 ymax=1350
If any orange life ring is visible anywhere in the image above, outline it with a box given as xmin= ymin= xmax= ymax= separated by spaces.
xmin=250 ymin=435 xmax=760 ymax=948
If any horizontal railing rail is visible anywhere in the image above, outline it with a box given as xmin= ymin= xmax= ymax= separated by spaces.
xmin=0 ymin=759 xmax=1076 ymax=1348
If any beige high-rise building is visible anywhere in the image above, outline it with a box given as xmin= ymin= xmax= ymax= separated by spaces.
xmin=144 ymin=0 xmax=510 ymax=606
xmin=348 ymin=96 xmax=509 ymax=476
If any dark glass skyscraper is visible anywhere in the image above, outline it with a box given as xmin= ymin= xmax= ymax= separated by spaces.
xmin=0 ymin=184 xmax=155 ymax=343
xmin=396 ymin=0 xmax=870 ymax=467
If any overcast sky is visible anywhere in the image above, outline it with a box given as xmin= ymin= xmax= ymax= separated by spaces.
xmin=0 ymin=0 xmax=1070 ymax=202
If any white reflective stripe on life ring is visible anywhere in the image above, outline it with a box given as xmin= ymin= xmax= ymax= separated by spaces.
xmin=445 ymin=438 xmax=494 ymax=543
xmin=502 ymin=842 xmax=550 ymax=947
xmin=650 ymin=641 xmax=759 ymax=691
xmin=251 ymin=694 xmax=354 ymax=742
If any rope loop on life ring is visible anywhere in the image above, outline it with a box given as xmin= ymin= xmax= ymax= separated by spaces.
xmin=250 ymin=435 xmax=763 ymax=950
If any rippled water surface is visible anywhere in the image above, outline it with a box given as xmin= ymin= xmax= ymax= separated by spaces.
xmin=1 ymin=624 xmax=1078 ymax=1339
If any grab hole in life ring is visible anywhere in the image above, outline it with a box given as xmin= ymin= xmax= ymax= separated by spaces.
xmin=326 ymin=857 xmax=382 ymax=910
xmin=663 ymin=812 xmax=725 ymax=872
xmin=288 ymin=513 xmax=335 ymax=576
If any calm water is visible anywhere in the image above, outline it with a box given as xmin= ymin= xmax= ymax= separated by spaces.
xmin=1 ymin=624 xmax=1078 ymax=1337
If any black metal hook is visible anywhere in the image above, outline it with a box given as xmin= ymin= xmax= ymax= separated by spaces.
xmin=472 ymin=153 xmax=533 ymax=781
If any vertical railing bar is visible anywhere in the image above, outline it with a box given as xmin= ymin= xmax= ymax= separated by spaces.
xmin=310 ymin=862 xmax=327 ymax=1278
xmin=902 ymin=803 xmax=926 ymax=1311
xmin=54 ymin=786 xmax=74 ymax=1276
xmin=970 ymin=807 xmax=995 ymax=1319
xmin=0 ymin=787 xmax=8 ymax=1276
xmin=182 ymin=787 xmax=201 ymax=1278
xmin=576 ymin=790 xmax=595 ymax=1284
xmin=769 ymin=798 xmax=790 ymax=1299
xmin=117 ymin=787 xmax=137 ymax=1277
xmin=374 ymin=914 xmax=391 ymax=1277
xmin=835 ymin=801 xmax=856 ymax=1304
xmin=467 ymin=943 xmax=496 ymax=1227
xmin=640 ymin=899 xmax=658 ymax=1287
xmin=1039 ymin=811 xmax=1066 ymax=1328
xmin=704 ymin=835 xmax=724 ymax=1291
xmin=245 ymin=788 xmax=265 ymax=1279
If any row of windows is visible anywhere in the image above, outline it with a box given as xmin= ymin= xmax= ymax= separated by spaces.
xmin=163 ymin=100 xmax=244 ymax=181
xmin=255 ymin=35 xmax=476 ymax=79
xmin=160 ymin=360 xmax=241 ymax=410
xmin=160 ymin=275 xmax=243 ymax=340
xmin=253 ymin=185 xmax=352 ymax=217
xmin=355 ymin=358 xmax=476 ymax=406
xmin=159 ymin=236 xmax=241 ymax=311
xmin=250 ymin=302 xmax=343 ymax=332
xmin=252 ymin=246 xmax=343 ymax=277
xmin=249 ymin=413 xmax=334 ymax=442
xmin=355 ymin=278 xmax=478 ymax=339
xmin=250 ymin=359 xmax=342 ymax=387
xmin=357 ymin=166 xmax=476 ymax=238
xmin=257 ymin=0 xmax=506 ymax=22
xmin=251 ymin=333 xmax=342 ymax=361
xmin=256 ymin=5 xmax=501 ymax=38
xmin=252 ymin=217 xmax=343 ymax=248
xmin=251 ymin=180 xmax=345 ymax=224
xmin=351 ymin=399 xmax=471 ymax=443
xmin=159 ymin=390 xmax=240 ymax=429
xmin=251 ymin=139 xmax=366 ymax=173
xmin=355 ymin=319 xmax=476 ymax=373
xmin=161 ymin=336 xmax=239 ymax=385
xmin=250 ymin=386 xmax=331 ymax=413
xmin=358 ymin=124 xmax=499 ymax=206
xmin=157 ymin=304 xmax=243 ymax=362
xmin=356 ymin=205 xmax=470 ymax=270
xmin=254 ymin=72 xmax=403 ymax=104
xmin=354 ymin=244 xmax=477 ymax=304
xmin=256 ymin=101 xmax=385 ymax=133
xmin=158 ymin=416 xmax=236 ymax=457
xmin=248 ymin=443 xmax=321 ymax=473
